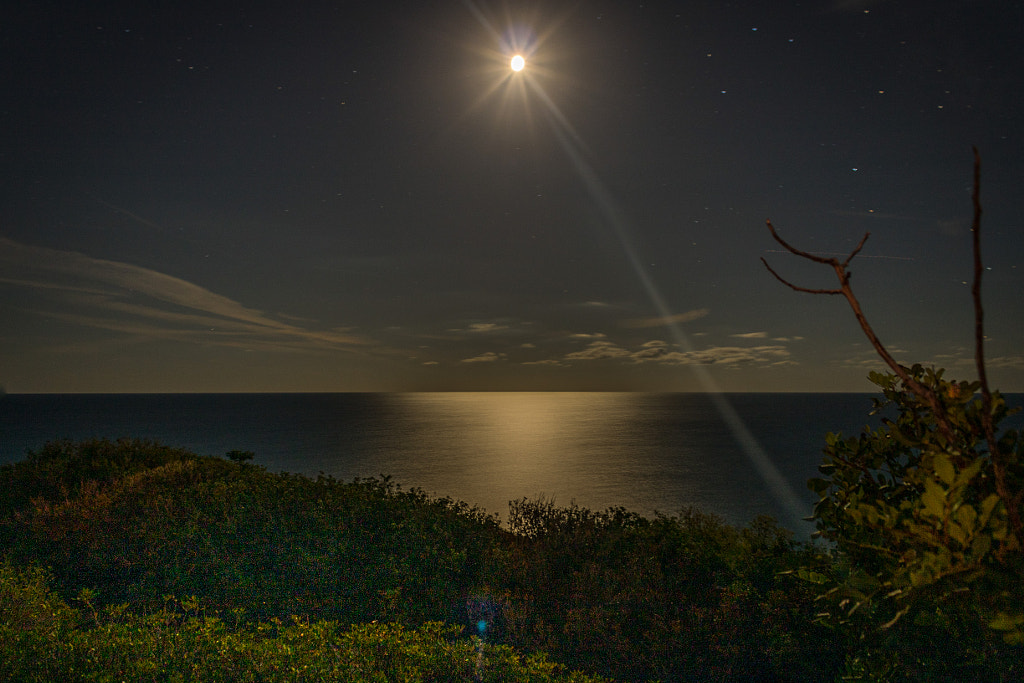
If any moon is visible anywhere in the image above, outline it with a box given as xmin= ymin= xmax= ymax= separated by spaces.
xmin=510 ymin=55 xmax=525 ymax=72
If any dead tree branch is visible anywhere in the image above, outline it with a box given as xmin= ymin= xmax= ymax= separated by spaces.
xmin=971 ymin=147 xmax=993 ymax=440
xmin=968 ymin=149 xmax=1023 ymax=536
xmin=761 ymin=222 xmax=954 ymax=442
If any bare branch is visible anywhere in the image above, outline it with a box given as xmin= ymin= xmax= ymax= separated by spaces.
xmin=766 ymin=220 xmax=842 ymax=265
xmin=760 ymin=258 xmax=843 ymax=295
xmin=762 ymin=219 xmax=954 ymax=442
xmin=765 ymin=219 xmax=871 ymax=270
xmin=967 ymin=149 xmax=1021 ymax=539
xmin=842 ymin=232 xmax=871 ymax=268
xmin=971 ymin=147 xmax=993 ymax=431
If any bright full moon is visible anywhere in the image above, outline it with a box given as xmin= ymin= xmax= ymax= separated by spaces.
xmin=510 ymin=55 xmax=525 ymax=72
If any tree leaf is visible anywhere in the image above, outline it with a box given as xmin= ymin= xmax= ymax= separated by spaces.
xmin=921 ymin=479 xmax=946 ymax=519
xmin=979 ymin=493 xmax=1000 ymax=524
xmin=808 ymin=478 xmax=830 ymax=494
xmin=933 ymin=453 xmax=955 ymax=486
xmin=947 ymin=520 xmax=968 ymax=546
xmin=954 ymin=504 xmax=978 ymax=535
xmin=955 ymin=458 xmax=983 ymax=487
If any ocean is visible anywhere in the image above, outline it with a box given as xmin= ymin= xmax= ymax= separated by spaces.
xmin=2 ymin=392 xmax=1019 ymax=534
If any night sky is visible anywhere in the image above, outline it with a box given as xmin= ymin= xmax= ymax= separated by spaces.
xmin=2 ymin=0 xmax=1022 ymax=393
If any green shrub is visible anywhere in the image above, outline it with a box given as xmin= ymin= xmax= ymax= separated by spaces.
xmin=496 ymin=497 xmax=839 ymax=681
xmin=1 ymin=448 xmax=502 ymax=626
xmin=1 ymin=439 xmax=841 ymax=681
xmin=0 ymin=561 xmax=609 ymax=682
xmin=803 ymin=367 xmax=1024 ymax=680
xmin=0 ymin=438 xmax=202 ymax=517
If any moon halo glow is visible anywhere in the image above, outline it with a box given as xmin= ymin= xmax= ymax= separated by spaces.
xmin=510 ymin=54 xmax=525 ymax=71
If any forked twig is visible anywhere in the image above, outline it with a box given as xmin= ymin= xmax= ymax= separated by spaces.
xmin=761 ymin=222 xmax=954 ymax=442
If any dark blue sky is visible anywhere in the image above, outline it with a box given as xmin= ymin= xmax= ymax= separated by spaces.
xmin=2 ymin=0 xmax=1022 ymax=392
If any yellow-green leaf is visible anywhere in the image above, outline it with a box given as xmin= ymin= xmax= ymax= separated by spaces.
xmin=933 ymin=453 xmax=955 ymax=486
xmin=980 ymin=493 xmax=1000 ymax=523
xmin=922 ymin=479 xmax=946 ymax=519
xmin=1003 ymin=630 xmax=1024 ymax=645
xmin=947 ymin=520 xmax=968 ymax=546
xmin=910 ymin=568 xmax=933 ymax=587
xmin=954 ymin=504 xmax=978 ymax=534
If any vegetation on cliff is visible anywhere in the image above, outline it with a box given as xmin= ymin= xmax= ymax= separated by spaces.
xmin=1 ymin=437 xmax=834 ymax=682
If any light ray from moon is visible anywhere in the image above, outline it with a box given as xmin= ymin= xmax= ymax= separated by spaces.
xmin=460 ymin=1 xmax=809 ymax=529
xmin=536 ymin=105 xmax=808 ymax=529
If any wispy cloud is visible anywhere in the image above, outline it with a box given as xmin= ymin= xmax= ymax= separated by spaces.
xmin=0 ymin=237 xmax=368 ymax=352
xmin=461 ymin=351 xmax=506 ymax=363
xmin=447 ymin=322 xmax=511 ymax=334
xmin=984 ymin=356 xmax=1024 ymax=370
xmin=467 ymin=322 xmax=508 ymax=333
xmin=564 ymin=341 xmax=632 ymax=360
xmin=560 ymin=336 xmax=792 ymax=367
xmin=621 ymin=308 xmax=709 ymax=328
xmin=627 ymin=340 xmax=792 ymax=366
xmin=665 ymin=345 xmax=793 ymax=366
xmin=731 ymin=331 xmax=767 ymax=339
xmin=837 ymin=351 xmax=1024 ymax=374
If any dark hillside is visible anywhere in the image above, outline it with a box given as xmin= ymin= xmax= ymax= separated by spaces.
xmin=2 ymin=439 xmax=843 ymax=681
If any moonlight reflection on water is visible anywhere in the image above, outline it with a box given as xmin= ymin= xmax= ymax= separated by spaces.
xmin=0 ymin=391 xmax=940 ymax=533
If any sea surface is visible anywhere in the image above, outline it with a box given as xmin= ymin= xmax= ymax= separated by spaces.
xmin=3 ymin=392 xmax=1021 ymax=534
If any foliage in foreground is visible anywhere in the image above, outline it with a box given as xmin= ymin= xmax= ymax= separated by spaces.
xmin=804 ymin=368 xmax=1024 ymax=681
xmin=8 ymin=429 xmax=1019 ymax=681
xmin=0 ymin=439 xmax=499 ymax=626
xmin=500 ymin=498 xmax=830 ymax=681
xmin=765 ymin=151 xmax=1024 ymax=680
xmin=0 ymin=562 xmax=603 ymax=682
xmin=0 ymin=438 xmax=838 ymax=682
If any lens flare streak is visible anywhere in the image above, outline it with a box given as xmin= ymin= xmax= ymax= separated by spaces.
xmin=535 ymin=96 xmax=806 ymax=526
xmin=461 ymin=1 xmax=807 ymax=528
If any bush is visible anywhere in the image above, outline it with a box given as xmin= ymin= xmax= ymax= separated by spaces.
xmin=0 ymin=443 xmax=502 ymax=626
xmin=804 ymin=367 xmax=1024 ymax=680
xmin=495 ymin=497 xmax=839 ymax=681
xmin=0 ymin=437 xmax=201 ymax=517
xmin=0 ymin=438 xmax=842 ymax=682
xmin=0 ymin=561 xmax=608 ymax=682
